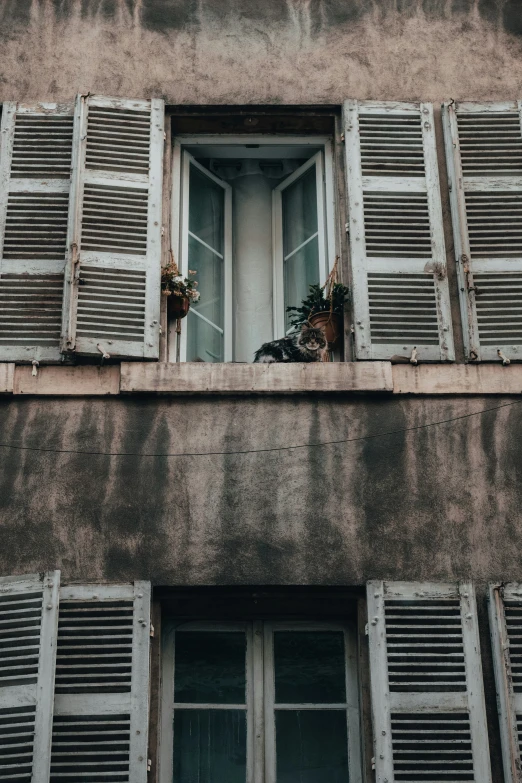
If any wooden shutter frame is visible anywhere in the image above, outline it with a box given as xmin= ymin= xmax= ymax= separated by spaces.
xmin=52 ymin=581 xmax=151 ymax=783
xmin=367 ymin=580 xmax=492 ymax=783
xmin=0 ymin=102 xmax=75 ymax=362
xmin=0 ymin=570 xmax=60 ymax=783
xmin=443 ymin=100 xmax=522 ymax=362
xmin=62 ymin=94 xmax=164 ymax=359
xmin=344 ymin=100 xmax=455 ymax=362
xmin=489 ymin=583 xmax=522 ymax=783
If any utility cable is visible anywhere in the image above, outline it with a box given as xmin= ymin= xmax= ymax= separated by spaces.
xmin=0 ymin=398 xmax=519 ymax=458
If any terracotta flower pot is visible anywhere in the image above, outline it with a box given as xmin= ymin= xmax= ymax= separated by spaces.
xmin=166 ymin=294 xmax=190 ymax=319
xmin=309 ymin=311 xmax=342 ymax=346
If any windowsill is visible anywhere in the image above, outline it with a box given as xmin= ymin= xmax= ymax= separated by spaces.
xmin=2 ymin=361 xmax=522 ymax=396
xmin=120 ymin=361 xmax=393 ymax=394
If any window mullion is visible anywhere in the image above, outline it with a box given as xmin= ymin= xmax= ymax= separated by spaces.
xmin=263 ymin=622 xmax=276 ymax=783
xmin=251 ymin=620 xmax=265 ymax=783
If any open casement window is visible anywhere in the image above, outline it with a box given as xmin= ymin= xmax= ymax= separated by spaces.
xmin=367 ymin=581 xmax=491 ymax=783
xmin=0 ymin=571 xmax=60 ymax=783
xmin=443 ymin=101 xmax=522 ymax=361
xmin=344 ymin=101 xmax=454 ymax=362
xmin=180 ymin=152 xmax=232 ymax=363
xmin=51 ymin=582 xmax=151 ymax=783
xmin=272 ymin=152 xmax=328 ymax=337
xmin=160 ymin=620 xmax=362 ymax=783
xmin=0 ymin=102 xmax=75 ymax=362
xmin=488 ymin=583 xmax=522 ymax=783
xmin=63 ymin=95 xmax=164 ymax=360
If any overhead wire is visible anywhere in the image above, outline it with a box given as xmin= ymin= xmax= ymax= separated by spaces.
xmin=0 ymin=398 xmax=519 ymax=458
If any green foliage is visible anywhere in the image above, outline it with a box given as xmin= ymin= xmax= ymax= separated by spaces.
xmin=286 ymin=283 xmax=349 ymax=329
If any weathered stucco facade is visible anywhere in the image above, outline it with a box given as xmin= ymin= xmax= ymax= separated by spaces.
xmin=1 ymin=0 xmax=522 ymax=105
xmin=1 ymin=393 xmax=520 ymax=587
xmin=1 ymin=3 xmax=522 ymax=782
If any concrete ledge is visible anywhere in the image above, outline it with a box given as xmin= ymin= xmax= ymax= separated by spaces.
xmin=393 ymin=363 xmax=522 ymax=394
xmin=13 ymin=365 xmax=121 ymax=395
xmin=120 ymin=361 xmax=394 ymax=394
xmin=0 ymin=364 xmax=14 ymax=393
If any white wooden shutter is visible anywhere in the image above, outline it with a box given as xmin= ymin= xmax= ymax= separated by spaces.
xmin=63 ymin=95 xmax=164 ymax=359
xmin=344 ymin=101 xmax=454 ymax=362
xmin=367 ymin=581 xmax=491 ymax=783
xmin=0 ymin=102 xmax=76 ymax=362
xmin=51 ymin=582 xmax=151 ymax=783
xmin=0 ymin=571 xmax=60 ymax=783
xmin=443 ymin=101 xmax=522 ymax=361
xmin=488 ymin=583 xmax=522 ymax=783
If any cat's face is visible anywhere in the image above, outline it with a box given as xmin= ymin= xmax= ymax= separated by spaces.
xmin=298 ymin=325 xmax=327 ymax=354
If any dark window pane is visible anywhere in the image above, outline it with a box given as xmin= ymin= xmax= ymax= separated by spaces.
xmin=174 ymin=709 xmax=247 ymax=783
xmin=284 ymin=235 xmax=320 ymax=332
xmin=189 ymin=165 xmax=224 ymax=253
xmin=274 ymin=631 xmax=346 ymax=704
xmin=282 ymin=166 xmax=318 ymax=256
xmin=276 ymin=710 xmax=349 ymax=783
xmin=174 ymin=631 xmax=246 ymax=704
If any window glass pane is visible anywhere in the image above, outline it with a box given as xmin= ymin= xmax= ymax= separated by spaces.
xmin=274 ymin=631 xmax=346 ymax=704
xmin=282 ymin=166 xmax=318 ymax=255
xmin=276 ymin=710 xmax=348 ymax=783
xmin=186 ymin=234 xmax=223 ymax=362
xmin=189 ymin=165 xmax=224 ymax=254
xmin=173 ymin=709 xmax=247 ymax=783
xmin=284 ymin=236 xmax=320 ymax=332
xmin=174 ymin=631 xmax=246 ymax=704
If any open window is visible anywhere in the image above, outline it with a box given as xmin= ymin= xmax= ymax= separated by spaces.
xmin=172 ymin=137 xmax=335 ymax=363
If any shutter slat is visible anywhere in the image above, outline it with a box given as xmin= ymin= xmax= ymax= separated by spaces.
xmin=62 ymin=95 xmax=163 ymax=359
xmin=344 ymin=100 xmax=454 ymax=361
xmin=367 ymin=581 xmax=492 ymax=783
xmin=443 ymin=100 xmax=522 ymax=361
xmin=51 ymin=582 xmax=150 ymax=783
xmin=488 ymin=583 xmax=522 ymax=783
xmin=0 ymin=103 xmax=77 ymax=361
xmin=0 ymin=572 xmax=60 ymax=783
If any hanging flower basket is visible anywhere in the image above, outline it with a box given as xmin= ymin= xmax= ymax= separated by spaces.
xmin=309 ymin=311 xmax=342 ymax=346
xmin=166 ymin=294 xmax=191 ymax=320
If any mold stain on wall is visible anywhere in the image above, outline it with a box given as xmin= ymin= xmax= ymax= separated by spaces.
xmin=0 ymin=0 xmax=522 ymax=103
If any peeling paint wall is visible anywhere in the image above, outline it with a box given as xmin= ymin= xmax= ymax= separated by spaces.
xmin=1 ymin=0 xmax=522 ymax=103
xmin=1 ymin=394 xmax=520 ymax=586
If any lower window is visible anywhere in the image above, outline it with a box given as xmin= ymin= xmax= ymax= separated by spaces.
xmin=160 ymin=620 xmax=362 ymax=783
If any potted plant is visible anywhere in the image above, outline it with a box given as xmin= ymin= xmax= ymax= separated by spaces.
xmin=161 ymin=259 xmax=200 ymax=319
xmin=286 ymin=261 xmax=349 ymax=346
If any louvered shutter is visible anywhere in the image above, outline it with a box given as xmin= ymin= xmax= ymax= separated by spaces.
xmin=488 ymin=583 xmax=522 ymax=783
xmin=63 ymin=95 xmax=164 ymax=359
xmin=443 ymin=101 xmax=522 ymax=361
xmin=0 ymin=571 xmax=60 ymax=783
xmin=367 ymin=581 xmax=491 ymax=783
xmin=51 ymin=582 xmax=151 ymax=783
xmin=0 ymin=102 xmax=76 ymax=361
xmin=344 ymin=101 xmax=454 ymax=361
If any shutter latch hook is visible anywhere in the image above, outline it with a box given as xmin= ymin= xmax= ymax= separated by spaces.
xmin=31 ymin=360 xmax=39 ymax=377
xmin=410 ymin=347 xmax=418 ymax=365
xmin=97 ymin=343 xmax=110 ymax=363
xmin=498 ymin=349 xmax=511 ymax=366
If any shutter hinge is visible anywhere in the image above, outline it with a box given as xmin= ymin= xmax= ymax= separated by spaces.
xmin=341 ymin=132 xmax=345 ymax=142
xmin=345 ymin=222 xmax=350 ymax=234
xmin=150 ymin=622 xmax=155 ymax=638
xmin=147 ymin=759 xmax=152 ymax=772
xmin=365 ymin=623 xmax=368 ymax=635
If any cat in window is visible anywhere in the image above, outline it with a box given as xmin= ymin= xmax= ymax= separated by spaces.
xmin=253 ymin=324 xmax=327 ymax=363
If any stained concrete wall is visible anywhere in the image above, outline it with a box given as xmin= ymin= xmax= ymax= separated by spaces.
xmin=1 ymin=0 xmax=522 ymax=104
xmin=1 ymin=393 xmax=520 ymax=586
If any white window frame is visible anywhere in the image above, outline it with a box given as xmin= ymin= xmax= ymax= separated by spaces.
xmin=178 ymin=152 xmax=233 ymax=363
xmin=272 ymin=152 xmax=328 ymax=338
xmin=170 ymin=136 xmax=337 ymax=362
xmin=159 ymin=618 xmax=362 ymax=783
